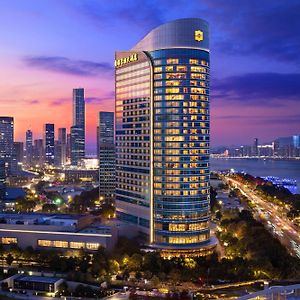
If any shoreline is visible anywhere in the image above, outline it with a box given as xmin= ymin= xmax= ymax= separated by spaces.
xmin=210 ymin=156 xmax=300 ymax=161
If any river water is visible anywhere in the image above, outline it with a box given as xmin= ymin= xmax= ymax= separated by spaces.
xmin=211 ymin=158 xmax=300 ymax=194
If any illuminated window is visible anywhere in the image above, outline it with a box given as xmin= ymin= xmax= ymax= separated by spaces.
xmin=38 ymin=240 xmax=52 ymax=247
xmin=191 ymin=73 xmax=206 ymax=80
xmin=165 ymin=95 xmax=184 ymax=100
xmin=2 ymin=237 xmax=17 ymax=244
xmin=189 ymin=59 xmax=199 ymax=64
xmin=191 ymin=66 xmax=206 ymax=73
xmin=166 ymin=58 xmax=179 ymax=64
xmin=165 ymin=129 xmax=180 ymax=134
xmin=70 ymin=242 xmax=85 ymax=249
xmin=53 ymin=240 xmax=68 ymax=248
xmin=166 ymin=73 xmax=186 ymax=79
xmin=155 ymin=223 xmax=163 ymax=230
xmin=176 ymin=66 xmax=187 ymax=72
xmin=169 ymin=224 xmax=185 ymax=231
xmin=86 ymin=243 xmax=100 ymax=250
xmin=166 ymin=80 xmax=180 ymax=86
xmin=165 ymin=136 xmax=184 ymax=142
xmin=168 ymin=234 xmax=208 ymax=244
xmin=189 ymin=222 xmax=208 ymax=231
xmin=154 ymin=189 xmax=162 ymax=195
xmin=165 ymin=66 xmax=173 ymax=72
xmin=166 ymin=88 xmax=180 ymax=94
xmin=165 ymin=156 xmax=180 ymax=162
xmin=191 ymin=88 xmax=206 ymax=94
xmin=154 ymin=67 xmax=162 ymax=73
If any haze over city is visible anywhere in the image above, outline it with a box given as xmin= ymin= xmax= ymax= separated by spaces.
xmin=1 ymin=0 xmax=299 ymax=152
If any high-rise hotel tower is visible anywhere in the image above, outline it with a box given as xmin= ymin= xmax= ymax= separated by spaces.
xmin=115 ymin=18 xmax=213 ymax=256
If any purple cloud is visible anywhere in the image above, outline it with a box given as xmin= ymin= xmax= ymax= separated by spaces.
xmin=212 ymin=72 xmax=300 ymax=104
xmin=85 ymin=91 xmax=114 ymax=104
xmin=23 ymin=56 xmax=113 ymax=77
xmin=202 ymin=0 xmax=300 ymax=63
xmin=28 ymin=99 xmax=40 ymax=104
xmin=49 ymin=98 xmax=69 ymax=106
xmin=215 ymin=114 xmax=300 ymax=125
xmin=75 ymin=0 xmax=165 ymax=31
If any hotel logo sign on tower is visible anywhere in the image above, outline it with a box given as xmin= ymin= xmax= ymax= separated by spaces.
xmin=114 ymin=53 xmax=138 ymax=68
xmin=194 ymin=30 xmax=204 ymax=42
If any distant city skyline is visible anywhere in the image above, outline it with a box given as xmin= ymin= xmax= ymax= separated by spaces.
xmin=1 ymin=1 xmax=300 ymax=150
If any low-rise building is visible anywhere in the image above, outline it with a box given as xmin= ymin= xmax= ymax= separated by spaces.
xmin=0 ymin=213 xmax=136 ymax=252
xmin=64 ymin=169 xmax=98 ymax=182
xmin=13 ymin=275 xmax=64 ymax=294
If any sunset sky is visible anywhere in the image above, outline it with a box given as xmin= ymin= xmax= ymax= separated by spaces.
xmin=1 ymin=0 xmax=299 ymax=153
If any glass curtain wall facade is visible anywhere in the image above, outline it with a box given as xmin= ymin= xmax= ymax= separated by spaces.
xmin=0 ymin=117 xmax=14 ymax=176
xmin=71 ymin=88 xmax=85 ymax=165
xmin=115 ymin=52 xmax=152 ymax=232
xmin=0 ymin=160 xmax=5 ymax=200
xmin=98 ymin=112 xmax=116 ymax=201
xmin=25 ymin=129 xmax=33 ymax=165
xmin=44 ymin=124 xmax=55 ymax=165
xmin=115 ymin=18 xmax=213 ymax=255
xmin=151 ymin=49 xmax=210 ymax=247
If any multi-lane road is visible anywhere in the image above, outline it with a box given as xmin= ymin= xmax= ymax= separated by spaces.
xmin=224 ymin=176 xmax=300 ymax=258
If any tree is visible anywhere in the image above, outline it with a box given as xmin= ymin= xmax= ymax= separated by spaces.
xmin=143 ymin=270 xmax=153 ymax=280
xmin=112 ymin=237 xmax=141 ymax=259
xmin=42 ymin=203 xmax=58 ymax=212
xmin=6 ymin=254 xmax=14 ymax=266
xmin=1 ymin=282 xmax=9 ymax=291
xmin=158 ymin=272 xmax=166 ymax=281
xmin=23 ymin=246 xmax=36 ymax=261
xmin=57 ymin=281 xmax=69 ymax=295
xmin=151 ymin=275 xmax=160 ymax=287
xmin=135 ymin=271 xmax=142 ymax=280
xmin=35 ymin=180 xmax=47 ymax=192
xmin=169 ymin=268 xmax=181 ymax=284
xmin=143 ymin=252 xmax=162 ymax=273
xmin=15 ymin=196 xmax=36 ymax=212
xmin=210 ymin=187 xmax=220 ymax=212
xmin=79 ymin=254 xmax=91 ymax=273
xmin=109 ymin=259 xmax=120 ymax=274
xmin=215 ymin=211 xmax=222 ymax=220
xmin=128 ymin=253 xmax=142 ymax=271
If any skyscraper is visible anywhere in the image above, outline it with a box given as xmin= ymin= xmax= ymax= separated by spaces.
xmin=97 ymin=112 xmax=115 ymax=201
xmin=115 ymin=18 xmax=213 ymax=256
xmin=25 ymin=129 xmax=33 ymax=164
xmin=0 ymin=160 xmax=6 ymax=200
xmin=58 ymin=128 xmax=67 ymax=145
xmin=44 ymin=124 xmax=55 ymax=165
xmin=71 ymin=88 xmax=85 ymax=165
xmin=253 ymin=138 xmax=259 ymax=157
xmin=66 ymin=133 xmax=71 ymax=162
xmin=0 ymin=117 xmax=14 ymax=176
xmin=33 ymin=139 xmax=44 ymax=165
xmin=293 ymin=135 xmax=300 ymax=148
xmin=12 ymin=142 xmax=24 ymax=172
xmin=55 ymin=128 xmax=67 ymax=166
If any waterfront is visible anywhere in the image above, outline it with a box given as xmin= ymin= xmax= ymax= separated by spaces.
xmin=211 ymin=158 xmax=300 ymax=194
